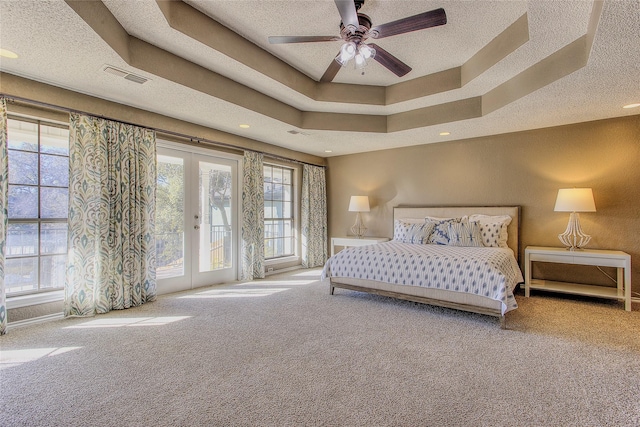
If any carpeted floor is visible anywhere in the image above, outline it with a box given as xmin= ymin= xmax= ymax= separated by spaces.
xmin=1 ymin=268 xmax=639 ymax=426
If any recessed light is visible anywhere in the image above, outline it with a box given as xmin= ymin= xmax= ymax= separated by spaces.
xmin=439 ymin=131 xmax=450 ymax=136
xmin=239 ymin=124 xmax=250 ymax=129
xmin=622 ymin=103 xmax=640 ymax=109
xmin=0 ymin=49 xmax=18 ymax=59
xmin=324 ymin=150 xmax=333 ymax=153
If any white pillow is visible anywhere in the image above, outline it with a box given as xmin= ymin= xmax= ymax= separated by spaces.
xmin=468 ymin=214 xmax=512 ymax=248
xmin=393 ymin=218 xmax=426 ymax=241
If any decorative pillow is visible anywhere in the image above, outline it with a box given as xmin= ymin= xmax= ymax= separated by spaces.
xmin=447 ymin=220 xmax=484 ymax=247
xmin=468 ymin=214 xmax=512 ymax=248
xmin=425 ymin=217 xmax=465 ymax=245
xmin=399 ymin=221 xmax=435 ymax=245
xmin=393 ymin=219 xmax=427 ymax=241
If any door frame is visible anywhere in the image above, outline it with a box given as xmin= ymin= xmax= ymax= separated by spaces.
xmin=156 ymin=140 xmax=243 ymax=295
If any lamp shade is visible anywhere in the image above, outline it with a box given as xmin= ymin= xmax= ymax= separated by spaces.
xmin=554 ymin=188 xmax=596 ymax=212
xmin=348 ymin=196 xmax=370 ymax=212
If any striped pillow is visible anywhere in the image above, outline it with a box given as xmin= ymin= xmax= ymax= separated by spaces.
xmin=393 ymin=219 xmax=425 ymax=241
xmin=447 ymin=220 xmax=484 ymax=247
xmin=401 ymin=221 xmax=435 ymax=244
xmin=426 ymin=217 xmax=465 ymax=245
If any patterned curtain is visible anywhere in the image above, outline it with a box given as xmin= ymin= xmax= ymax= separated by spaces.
xmin=0 ymin=98 xmax=8 ymax=334
xmin=65 ymin=113 xmax=157 ymax=317
xmin=301 ymin=164 xmax=328 ymax=268
xmin=241 ymin=151 xmax=265 ymax=280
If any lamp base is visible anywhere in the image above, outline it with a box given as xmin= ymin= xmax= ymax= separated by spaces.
xmin=350 ymin=212 xmax=367 ymax=238
xmin=558 ymin=212 xmax=591 ymax=250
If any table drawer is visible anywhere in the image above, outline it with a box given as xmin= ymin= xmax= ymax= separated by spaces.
xmin=530 ymin=253 xmax=574 ymax=263
xmin=573 ymin=256 xmax=627 ymax=268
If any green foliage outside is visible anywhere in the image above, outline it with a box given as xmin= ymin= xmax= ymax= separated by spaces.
xmin=156 ymin=161 xmax=184 ymax=271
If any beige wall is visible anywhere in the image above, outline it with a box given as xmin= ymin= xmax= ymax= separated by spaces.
xmin=326 ymin=114 xmax=640 ymax=293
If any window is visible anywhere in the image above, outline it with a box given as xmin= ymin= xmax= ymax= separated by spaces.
xmin=264 ymin=164 xmax=294 ymax=259
xmin=5 ymin=118 xmax=69 ymax=295
xmin=155 ymin=154 xmax=185 ymax=280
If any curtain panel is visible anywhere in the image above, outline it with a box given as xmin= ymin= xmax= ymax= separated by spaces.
xmin=241 ymin=151 xmax=265 ymax=281
xmin=65 ymin=113 xmax=157 ymax=317
xmin=0 ymin=98 xmax=8 ymax=334
xmin=301 ymin=164 xmax=328 ymax=268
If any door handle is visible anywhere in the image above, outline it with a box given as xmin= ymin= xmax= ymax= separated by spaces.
xmin=194 ymin=225 xmax=200 ymax=230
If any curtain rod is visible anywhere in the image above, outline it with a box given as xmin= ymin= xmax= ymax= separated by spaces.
xmin=2 ymin=94 xmax=325 ymax=168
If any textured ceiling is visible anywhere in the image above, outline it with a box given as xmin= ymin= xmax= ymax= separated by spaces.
xmin=0 ymin=0 xmax=638 ymax=158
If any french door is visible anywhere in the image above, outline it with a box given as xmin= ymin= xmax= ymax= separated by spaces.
xmin=156 ymin=144 xmax=241 ymax=294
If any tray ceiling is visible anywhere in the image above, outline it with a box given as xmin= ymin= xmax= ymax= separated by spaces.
xmin=0 ymin=0 xmax=638 ymax=157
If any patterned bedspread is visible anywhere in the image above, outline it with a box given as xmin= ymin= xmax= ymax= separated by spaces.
xmin=321 ymin=241 xmax=523 ymax=314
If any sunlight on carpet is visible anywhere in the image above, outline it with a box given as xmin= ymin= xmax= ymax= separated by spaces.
xmin=289 ymin=270 xmax=323 ymax=278
xmin=0 ymin=347 xmax=82 ymax=370
xmin=238 ymin=279 xmax=317 ymax=286
xmin=64 ymin=316 xmax=191 ymax=328
xmin=178 ymin=288 xmax=290 ymax=298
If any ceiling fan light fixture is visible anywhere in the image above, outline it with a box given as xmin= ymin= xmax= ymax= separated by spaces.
xmin=337 ymin=41 xmax=357 ymax=66
xmin=354 ymin=53 xmax=367 ymax=69
xmin=359 ymin=44 xmax=375 ymax=60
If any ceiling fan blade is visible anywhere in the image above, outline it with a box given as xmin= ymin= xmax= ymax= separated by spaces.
xmin=320 ymin=54 xmax=342 ymax=82
xmin=268 ymin=35 xmax=341 ymax=44
xmin=334 ymin=0 xmax=359 ymax=32
xmin=368 ymin=43 xmax=412 ymax=77
xmin=370 ymin=8 xmax=447 ymax=39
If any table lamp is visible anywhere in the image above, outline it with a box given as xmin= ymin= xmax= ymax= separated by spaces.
xmin=348 ymin=196 xmax=370 ymax=238
xmin=554 ymin=188 xmax=596 ymax=250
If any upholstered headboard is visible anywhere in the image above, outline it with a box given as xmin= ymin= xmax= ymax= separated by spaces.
xmin=393 ymin=206 xmax=521 ymax=260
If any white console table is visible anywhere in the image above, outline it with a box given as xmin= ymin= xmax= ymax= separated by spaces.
xmin=524 ymin=246 xmax=632 ymax=311
xmin=330 ymin=236 xmax=389 ymax=257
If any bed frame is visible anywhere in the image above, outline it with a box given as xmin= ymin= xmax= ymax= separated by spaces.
xmin=329 ymin=206 xmax=521 ymax=328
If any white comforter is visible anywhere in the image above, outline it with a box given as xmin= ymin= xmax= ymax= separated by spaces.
xmin=321 ymin=241 xmax=523 ymax=314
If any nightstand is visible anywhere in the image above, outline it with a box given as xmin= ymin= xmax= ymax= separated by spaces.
xmin=524 ymin=246 xmax=632 ymax=311
xmin=330 ymin=236 xmax=389 ymax=257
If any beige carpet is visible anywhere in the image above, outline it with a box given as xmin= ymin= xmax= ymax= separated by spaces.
xmin=2 ymin=268 xmax=639 ymax=426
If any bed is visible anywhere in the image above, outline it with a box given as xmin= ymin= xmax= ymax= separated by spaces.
xmin=321 ymin=206 xmax=523 ymax=328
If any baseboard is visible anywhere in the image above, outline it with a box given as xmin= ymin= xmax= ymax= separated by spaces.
xmin=7 ymin=312 xmax=64 ymax=331
xmin=265 ymin=265 xmax=304 ymax=276
xmin=7 ymin=290 xmax=64 ymax=309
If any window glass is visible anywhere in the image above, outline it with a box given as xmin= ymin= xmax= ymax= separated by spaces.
xmin=8 ymin=185 xmax=38 ymax=218
xmin=8 ymin=150 xmax=38 ymax=185
xmin=41 ymin=222 xmax=68 ymax=254
xmin=263 ymin=166 xmax=272 ymax=183
xmin=40 ymin=255 xmax=67 ymax=290
xmin=263 ymin=165 xmax=294 ymax=259
xmin=7 ymin=223 xmax=38 ymax=256
xmin=7 ymin=118 xmax=38 ymax=151
xmin=40 ymin=187 xmax=68 ymax=219
xmin=5 ymin=258 xmax=39 ymax=294
xmin=40 ymin=124 xmax=70 ymax=155
xmin=40 ymin=154 xmax=69 ymax=186
xmin=5 ymin=118 xmax=69 ymax=296
xmin=155 ymin=154 xmax=185 ymax=279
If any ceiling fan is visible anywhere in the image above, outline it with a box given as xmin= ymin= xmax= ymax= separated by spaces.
xmin=268 ymin=0 xmax=447 ymax=82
